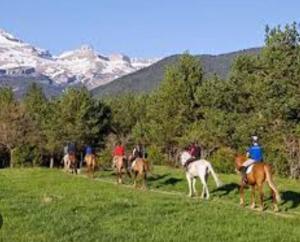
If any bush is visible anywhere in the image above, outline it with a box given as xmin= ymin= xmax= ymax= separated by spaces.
xmin=210 ymin=147 xmax=235 ymax=173
xmin=12 ymin=145 xmax=41 ymax=167
xmin=147 ymin=145 xmax=166 ymax=165
xmin=97 ymin=148 xmax=113 ymax=168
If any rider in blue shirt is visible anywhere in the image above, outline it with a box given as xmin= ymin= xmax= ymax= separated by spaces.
xmin=241 ymin=136 xmax=263 ymax=184
xmin=247 ymin=144 xmax=263 ymax=162
xmin=85 ymin=145 xmax=93 ymax=155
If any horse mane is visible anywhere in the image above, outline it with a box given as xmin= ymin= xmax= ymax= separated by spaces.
xmin=235 ymin=154 xmax=247 ymax=161
xmin=235 ymin=154 xmax=247 ymax=168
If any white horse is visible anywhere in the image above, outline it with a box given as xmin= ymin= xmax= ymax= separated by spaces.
xmin=180 ymin=151 xmax=222 ymax=199
xmin=63 ymin=154 xmax=71 ymax=172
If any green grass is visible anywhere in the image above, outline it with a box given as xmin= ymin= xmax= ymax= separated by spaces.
xmin=0 ymin=166 xmax=300 ymax=242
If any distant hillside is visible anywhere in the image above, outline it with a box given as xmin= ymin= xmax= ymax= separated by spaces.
xmin=92 ymin=48 xmax=260 ymax=97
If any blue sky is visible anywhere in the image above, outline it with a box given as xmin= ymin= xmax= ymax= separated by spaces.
xmin=1 ymin=0 xmax=299 ymax=57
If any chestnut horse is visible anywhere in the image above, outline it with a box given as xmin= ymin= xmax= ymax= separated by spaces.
xmin=84 ymin=154 xmax=96 ymax=178
xmin=131 ymin=158 xmax=150 ymax=189
xmin=113 ymin=155 xmax=131 ymax=184
xmin=235 ymin=155 xmax=281 ymax=211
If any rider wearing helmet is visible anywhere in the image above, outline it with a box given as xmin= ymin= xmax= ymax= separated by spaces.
xmin=241 ymin=136 xmax=263 ymax=183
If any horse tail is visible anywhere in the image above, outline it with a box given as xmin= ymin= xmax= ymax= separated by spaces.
xmin=264 ymin=164 xmax=281 ymax=203
xmin=207 ymin=162 xmax=223 ymax=188
xmin=144 ymin=160 xmax=151 ymax=172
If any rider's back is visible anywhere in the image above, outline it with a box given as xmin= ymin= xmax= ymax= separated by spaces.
xmin=248 ymin=144 xmax=263 ymax=162
xmin=114 ymin=145 xmax=125 ymax=156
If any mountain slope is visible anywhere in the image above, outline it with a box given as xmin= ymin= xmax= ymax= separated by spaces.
xmin=92 ymin=48 xmax=261 ymax=97
xmin=0 ymin=28 xmax=157 ymax=96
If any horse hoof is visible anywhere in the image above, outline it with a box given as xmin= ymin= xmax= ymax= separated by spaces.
xmin=273 ymin=205 xmax=280 ymax=212
xmin=250 ymin=204 xmax=256 ymax=209
xmin=258 ymin=206 xmax=264 ymax=212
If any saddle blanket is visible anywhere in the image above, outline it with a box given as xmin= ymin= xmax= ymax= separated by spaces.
xmin=246 ymin=164 xmax=254 ymax=174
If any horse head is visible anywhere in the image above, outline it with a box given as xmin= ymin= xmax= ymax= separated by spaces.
xmin=180 ymin=151 xmax=191 ymax=166
xmin=235 ymin=155 xmax=247 ymax=170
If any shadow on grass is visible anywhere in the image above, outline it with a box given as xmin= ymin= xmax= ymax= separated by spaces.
xmin=162 ymin=177 xmax=183 ymax=186
xmin=211 ymin=182 xmax=240 ymax=197
xmin=148 ymin=174 xmax=183 ymax=188
xmin=281 ymin=191 xmax=300 ymax=209
xmin=0 ymin=213 xmax=3 ymax=230
xmin=147 ymin=174 xmax=170 ymax=182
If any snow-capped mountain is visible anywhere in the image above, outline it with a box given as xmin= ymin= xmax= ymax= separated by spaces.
xmin=0 ymin=28 xmax=159 ymax=93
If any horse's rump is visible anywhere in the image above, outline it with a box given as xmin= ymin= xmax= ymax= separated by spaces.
xmin=132 ymin=158 xmax=150 ymax=172
xmin=114 ymin=155 xmax=128 ymax=169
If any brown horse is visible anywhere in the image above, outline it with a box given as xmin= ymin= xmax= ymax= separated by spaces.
xmin=131 ymin=158 xmax=150 ymax=189
xmin=235 ymin=155 xmax=281 ymax=211
xmin=84 ymin=154 xmax=96 ymax=178
xmin=68 ymin=152 xmax=77 ymax=174
xmin=113 ymin=155 xmax=131 ymax=184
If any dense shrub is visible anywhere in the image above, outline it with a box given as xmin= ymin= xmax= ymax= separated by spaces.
xmin=11 ymin=146 xmax=41 ymax=167
xmin=210 ymin=147 xmax=236 ymax=174
xmin=147 ymin=145 xmax=166 ymax=165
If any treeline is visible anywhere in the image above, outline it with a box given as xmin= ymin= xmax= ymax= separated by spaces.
xmin=0 ymin=23 xmax=299 ymax=178
xmin=0 ymin=86 xmax=111 ymax=167
xmin=106 ymin=23 xmax=300 ymax=178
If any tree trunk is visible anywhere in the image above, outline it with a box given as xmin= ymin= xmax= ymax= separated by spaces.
xmin=49 ymin=156 xmax=54 ymax=168
xmin=10 ymin=148 xmax=14 ymax=168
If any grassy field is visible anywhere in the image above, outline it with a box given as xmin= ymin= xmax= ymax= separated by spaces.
xmin=0 ymin=166 xmax=300 ymax=242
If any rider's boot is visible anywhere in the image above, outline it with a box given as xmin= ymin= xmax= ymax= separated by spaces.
xmin=240 ymin=166 xmax=248 ymax=185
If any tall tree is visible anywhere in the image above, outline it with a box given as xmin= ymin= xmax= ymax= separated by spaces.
xmin=0 ymin=88 xmax=34 ymax=167
xmin=145 ymin=53 xmax=204 ymax=158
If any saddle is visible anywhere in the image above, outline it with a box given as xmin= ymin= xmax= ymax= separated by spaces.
xmin=184 ymin=157 xmax=198 ymax=169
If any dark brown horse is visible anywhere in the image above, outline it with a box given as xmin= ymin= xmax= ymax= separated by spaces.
xmin=68 ymin=151 xmax=78 ymax=174
xmin=235 ymin=155 xmax=281 ymax=211
xmin=113 ymin=155 xmax=131 ymax=184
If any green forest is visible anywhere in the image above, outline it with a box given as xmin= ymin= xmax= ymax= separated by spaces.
xmin=0 ymin=23 xmax=299 ymax=178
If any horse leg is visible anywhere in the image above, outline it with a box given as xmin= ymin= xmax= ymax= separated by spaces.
xmin=117 ymin=168 xmax=122 ymax=184
xmin=119 ymin=170 xmax=123 ymax=184
xmin=250 ymin=185 xmax=256 ymax=209
xmin=142 ymin=172 xmax=147 ymax=189
xmin=205 ymin=173 xmax=209 ymax=199
xmin=270 ymin=187 xmax=279 ymax=212
xmin=199 ymin=174 xmax=209 ymax=199
xmin=186 ymin=173 xmax=193 ymax=197
xmin=126 ymin=168 xmax=132 ymax=179
xmin=92 ymin=163 xmax=95 ymax=178
xmin=257 ymin=183 xmax=264 ymax=211
xmin=192 ymin=178 xmax=198 ymax=196
xmin=133 ymin=171 xmax=138 ymax=188
xmin=240 ymin=184 xmax=245 ymax=207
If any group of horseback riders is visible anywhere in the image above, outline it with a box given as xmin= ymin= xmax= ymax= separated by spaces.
xmin=64 ymin=135 xmax=262 ymax=183
xmin=112 ymin=142 xmax=147 ymax=169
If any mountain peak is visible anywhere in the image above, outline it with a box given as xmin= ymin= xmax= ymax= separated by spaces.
xmin=0 ymin=28 xmax=20 ymax=40
xmin=0 ymin=27 xmax=159 ymax=93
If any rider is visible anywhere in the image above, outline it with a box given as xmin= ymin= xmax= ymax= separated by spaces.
xmin=68 ymin=143 xmax=76 ymax=155
xmin=241 ymin=135 xmax=263 ymax=184
xmin=112 ymin=141 xmax=125 ymax=168
xmin=132 ymin=143 xmax=146 ymax=160
xmin=85 ymin=145 xmax=93 ymax=155
xmin=184 ymin=142 xmax=201 ymax=168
